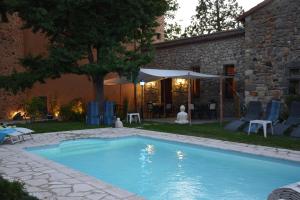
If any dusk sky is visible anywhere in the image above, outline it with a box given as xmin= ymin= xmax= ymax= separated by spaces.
xmin=170 ymin=0 xmax=265 ymax=28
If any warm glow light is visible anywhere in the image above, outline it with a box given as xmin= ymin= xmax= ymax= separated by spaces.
xmin=9 ymin=110 xmax=26 ymax=120
xmin=175 ymin=78 xmax=187 ymax=86
xmin=146 ymin=81 xmax=156 ymax=89
xmin=54 ymin=111 xmax=60 ymax=117
xmin=71 ymin=101 xmax=84 ymax=114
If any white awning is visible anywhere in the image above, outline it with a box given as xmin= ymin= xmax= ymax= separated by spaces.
xmin=138 ymin=68 xmax=219 ymax=82
xmin=104 ymin=68 xmax=220 ymax=85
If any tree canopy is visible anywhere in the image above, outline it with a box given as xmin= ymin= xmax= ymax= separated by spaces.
xmin=163 ymin=0 xmax=183 ymax=40
xmin=0 ymin=0 xmax=172 ymax=105
xmin=184 ymin=0 xmax=243 ymax=36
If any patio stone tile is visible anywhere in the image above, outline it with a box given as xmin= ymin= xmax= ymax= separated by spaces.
xmin=86 ymin=193 xmax=107 ymax=200
xmin=51 ymin=187 xmax=72 ymax=196
xmin=26 ymin=178 xmax=49 ymax=186
xmin=73 ymin=183 xmax=94 ymax=192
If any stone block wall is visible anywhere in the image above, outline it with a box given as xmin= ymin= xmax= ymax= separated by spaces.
xmin=0 ymin=15 xmax=27 ymax=120
xmin=149 ymin=31 xmax=245 ymax=117
xmin=243 ymin=0 xmax=300 ymax=105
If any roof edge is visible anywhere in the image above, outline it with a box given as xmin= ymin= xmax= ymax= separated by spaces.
xmin=237 ymin=0 xmax=274 ymax=21
xmin=154 ymin=29 xmax=245 ymax=49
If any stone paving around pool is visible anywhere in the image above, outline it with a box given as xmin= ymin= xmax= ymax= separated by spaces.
xmin=0 ymin=128 xmax=300 ymax=200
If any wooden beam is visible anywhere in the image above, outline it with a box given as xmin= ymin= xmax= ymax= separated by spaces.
xmin=188 ymin=78 xmax=192 ymax=125
xmin=219 ymin=76 xmax=224 ymax=125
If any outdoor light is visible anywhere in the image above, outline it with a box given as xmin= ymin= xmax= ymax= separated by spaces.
xmin=146 ymin=81 xmax=156 ymax=89
xmin=140 ymin=80 xmax=145 ymax=86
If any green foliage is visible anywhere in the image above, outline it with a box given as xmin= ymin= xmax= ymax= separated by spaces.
xmin=184 ymin=0 xmax=243 ymax=36
xmin=60 ymin=98 xmax=86 ymax=121
xmin=164 ymin=22 xmax=183 ymax=40
xmin=0 ymin=0 xmax=9 ymax=22
xmin=24 ymin=97 xmax=47 ymax=119
xmin=0 ymin=0 xmax=173 ymax=96
xmin=163 ymin=0 xmax=183 ymax=40
xmin=0 ymin=176 xmax=39 ymax=200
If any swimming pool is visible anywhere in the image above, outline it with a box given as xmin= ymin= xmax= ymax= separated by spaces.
xmin=27 ymin=136 xmax=300 ymax=200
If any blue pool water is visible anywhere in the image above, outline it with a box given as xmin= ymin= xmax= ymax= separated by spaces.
xmin=27 ymin=136 xmax=300 ymax=200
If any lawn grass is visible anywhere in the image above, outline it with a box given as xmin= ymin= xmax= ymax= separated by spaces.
xmin=17 ymin=121 xmax=300 ymax=151
xmin=18 ymin=121 xmax=100 ymax=133
xmin=139 ymin=122 xmax=300 ymax=150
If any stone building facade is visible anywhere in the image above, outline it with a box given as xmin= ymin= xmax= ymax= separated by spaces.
xmin=147 ymin=0 xmax=300 ymax=117
xmin=240 ymin=0 xmax=300 ymax=105
xmin=148 ymin=30 xmax=245 ymax=117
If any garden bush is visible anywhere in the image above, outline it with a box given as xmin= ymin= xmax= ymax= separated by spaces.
xmin=60 ymin=98 xmax=86 ymax=121
xmin=24 ymin=97 xmax=47 ymax=120
xmin=0 ymin=176 xmax=38 ymax=200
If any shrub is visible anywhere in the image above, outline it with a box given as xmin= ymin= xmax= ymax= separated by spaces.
xmin=24 ymin=97 xmax=47 ymax=120
xmin=0 ymin=176 xmax=38 ymax=200
xmin=60 ymin=98 xmax=86 ymax=121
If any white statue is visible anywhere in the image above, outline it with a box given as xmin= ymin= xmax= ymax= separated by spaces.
xmin=115 ymin=118 xmax=124 ymax=128
xmin=175 ymin=105 xmax=189 ymax=124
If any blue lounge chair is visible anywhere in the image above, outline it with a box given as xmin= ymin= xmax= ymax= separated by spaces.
xmin=0 ymin=126 xmax=34 ymax=144
xmin=224 ymin=101 xmax=262 ymax=132
xmin=290 ymin=126 xmax=300 ymax=138
xmin=245 ymin=100 xmax=281 ymax=134
xmin=273 ymin=101 xmax=300 ymax=135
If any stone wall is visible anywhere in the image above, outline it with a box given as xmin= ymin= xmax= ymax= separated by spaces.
xmin=243 ymin=0 xmax=300 ymax=105
xmin=0 ymin=15 xmax=27 ymax=120
xmin=149 ymin=31 xmax=245 ymax=117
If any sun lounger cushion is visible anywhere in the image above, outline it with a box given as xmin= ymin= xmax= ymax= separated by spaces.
xmin=290 ymin=126 xmax=300 ymax=138
xmin=14 ymin=127 xmax=34 ymax=134
xmin=224 ymin=120 xmax=246 ymax=132
xmin=0 ymin=128 xmax=22 ymax=143
xmin=273 ymin=124 xmax=290 ymax=135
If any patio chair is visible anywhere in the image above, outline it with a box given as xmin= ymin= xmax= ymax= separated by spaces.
xmin=208 ymin=101 xmax=217 ymax=119
xmin=245 ymin=100 xmax=281 ymax=134
xmin=272 ymin=101 xmax=300 ymax=135
xmin=224 ymin=101 xmax=262 ymax=132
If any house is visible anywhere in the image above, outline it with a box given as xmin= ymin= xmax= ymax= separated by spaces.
xmin=0 ymin=0 xmax=299 ymax=120
xmin=0 ymin=14 xmax=164 ymax=120
xmin=146 ymin=0 xmax=300 ymax=117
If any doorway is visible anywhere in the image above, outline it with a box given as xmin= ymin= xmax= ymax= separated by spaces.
xmin=161 ymin=78 xmax=172 ymax=116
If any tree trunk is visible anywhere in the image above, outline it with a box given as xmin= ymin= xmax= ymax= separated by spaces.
xmin=93 ymin=75 xmax=105 ymax=116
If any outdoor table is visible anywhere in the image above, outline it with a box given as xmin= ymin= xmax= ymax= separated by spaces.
xmin=127 ymin=113 xmax=141 ymax=124
xmin=248 ymin=120 xmax=273 ymax=138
